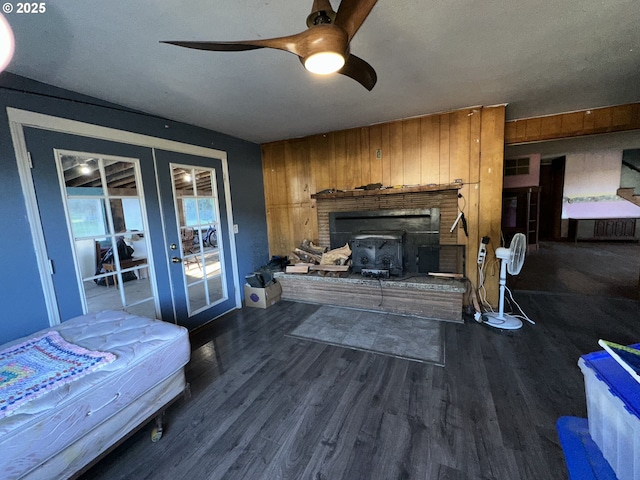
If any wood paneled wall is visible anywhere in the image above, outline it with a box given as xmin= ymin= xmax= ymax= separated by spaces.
xmin=505 ymin=103 xmax=640 ymax=145
xmin=261 ymin=105 xmax=506 ymax=304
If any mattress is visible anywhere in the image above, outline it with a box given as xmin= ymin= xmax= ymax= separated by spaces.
xmin=0 ymin=310 xmax=190 ymax=479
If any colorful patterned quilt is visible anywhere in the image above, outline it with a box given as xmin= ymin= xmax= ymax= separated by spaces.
xmin=0 ymin=331 xmax=116 ymax=418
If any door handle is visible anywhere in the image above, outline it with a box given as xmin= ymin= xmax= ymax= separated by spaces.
xmin=171 ymin=257 xmax=182 ymax=263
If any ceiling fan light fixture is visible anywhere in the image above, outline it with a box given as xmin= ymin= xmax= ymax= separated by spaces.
xmin=304 ymin=51 xmax=345 ymax=75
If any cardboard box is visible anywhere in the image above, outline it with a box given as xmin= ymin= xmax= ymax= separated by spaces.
xmin=244 ymin=281 xmax=282 ymax=309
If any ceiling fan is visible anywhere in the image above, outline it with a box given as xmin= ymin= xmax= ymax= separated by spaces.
xmin=161 ymin=0 xmax=378 ymax=91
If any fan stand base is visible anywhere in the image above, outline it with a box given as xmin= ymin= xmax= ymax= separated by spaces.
xmin=483 ymin=312 xmax=523 ymax=330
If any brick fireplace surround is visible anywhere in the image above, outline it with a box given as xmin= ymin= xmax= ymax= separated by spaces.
xmin=315 ymin=187 xmax=460 ymax=248
xmin=275 ymin=185 xmax=468 ymax=323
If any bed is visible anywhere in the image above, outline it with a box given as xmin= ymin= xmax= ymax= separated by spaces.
xmin=0 ymin=310 xmax=191 ymax=479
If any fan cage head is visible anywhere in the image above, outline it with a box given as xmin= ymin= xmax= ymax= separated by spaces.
xmin=506 ymin=233 xmax=526 ymax=275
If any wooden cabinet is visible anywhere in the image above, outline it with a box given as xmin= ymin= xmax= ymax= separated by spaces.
xmin=502 ymin=186 xmax=540 ymax=251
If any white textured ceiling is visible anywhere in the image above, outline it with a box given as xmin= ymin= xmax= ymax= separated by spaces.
xmin=5 ymin=0 xmax=640 ymax=144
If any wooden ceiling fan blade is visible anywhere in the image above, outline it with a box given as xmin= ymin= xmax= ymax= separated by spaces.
xmin=161 ymin=41 xmax=264 ymax=52
xmin=161 ymin=32 xmax=309 ymax=57
xmin=334 ymin=0 xmax=378 ymax=41
xmin=338 ymin=54 xmax=377 ymax=90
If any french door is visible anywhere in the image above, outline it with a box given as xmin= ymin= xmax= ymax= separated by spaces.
xmin=155 ymin=150 xmax=236 ymax=328
xmin=23 ymin=127 xmax=236 ymax=328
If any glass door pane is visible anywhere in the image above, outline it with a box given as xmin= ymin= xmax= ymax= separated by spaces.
xmin=172 ymin=165 xmax=225 ymax=315
xmin=57 ymin=151 xmax=157 ymax=319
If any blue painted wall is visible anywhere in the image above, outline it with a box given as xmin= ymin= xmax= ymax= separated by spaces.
xmin=0 ymin=73 xmax=269 ymax=344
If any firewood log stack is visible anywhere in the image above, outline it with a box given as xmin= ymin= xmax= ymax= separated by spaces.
xmin=319 ymin=243 xmax=351 ymax=266
xmin=286 ymin=239 xmax=352 ymax=276
xmin=292 ymin=239 xmax=325 ymax=264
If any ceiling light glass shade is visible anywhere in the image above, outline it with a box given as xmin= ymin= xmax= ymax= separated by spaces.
xmin=79 ymin=163 xmax=92 ymax=175
xmin=304 ymin=52 xmax=345 ymax=75
xmin=0 ymin=14 xmax=15 ymax=72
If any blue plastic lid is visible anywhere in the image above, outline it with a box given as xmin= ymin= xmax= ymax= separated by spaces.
xmin=581 ymin=343 xmax=640 ymax=420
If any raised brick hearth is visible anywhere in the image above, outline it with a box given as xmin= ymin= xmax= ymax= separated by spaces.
xmin=275 ymin=272 xmax=466 ymax=323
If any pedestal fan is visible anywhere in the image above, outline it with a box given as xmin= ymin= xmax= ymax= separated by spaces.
xmin=484 ymin=233 xmax=527 ymax=330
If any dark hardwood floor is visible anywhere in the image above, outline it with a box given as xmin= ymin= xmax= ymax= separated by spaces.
xmin=509 ymin=241 xmax=640 ymax=300
xmin=81 ymin=242 xmax=640 ymax=480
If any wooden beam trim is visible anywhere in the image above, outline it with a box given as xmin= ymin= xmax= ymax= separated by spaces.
xmin=505 ymin=103 xmax=640 ymax=145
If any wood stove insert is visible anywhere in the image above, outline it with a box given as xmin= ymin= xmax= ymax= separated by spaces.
xmin=330 ymin=208 xmax=441 ymax=275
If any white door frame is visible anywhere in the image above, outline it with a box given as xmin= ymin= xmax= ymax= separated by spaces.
xmin=7 ymin=107 xmax=241 ymax=326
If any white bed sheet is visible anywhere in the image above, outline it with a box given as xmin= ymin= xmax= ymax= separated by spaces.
xmin=0 ymin=310 xmax=190 ymax=479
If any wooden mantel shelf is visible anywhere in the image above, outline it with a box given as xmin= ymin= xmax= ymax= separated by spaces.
xmin=311 ymin=183 xmax=462 ymax=200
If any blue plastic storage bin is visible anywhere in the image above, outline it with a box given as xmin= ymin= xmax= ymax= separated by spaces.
xmin=579 ymin=344 xmax=640 ymax=480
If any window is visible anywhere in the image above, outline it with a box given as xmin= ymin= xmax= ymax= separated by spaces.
xmin=504 ymin=157 xmax=530 ymax=176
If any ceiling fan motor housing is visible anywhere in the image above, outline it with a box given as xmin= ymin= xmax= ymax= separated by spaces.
xmin=303 ymin=25 xmax=349 ymax=59
xmin=301 ymin=25 xmax=350 ymax=74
